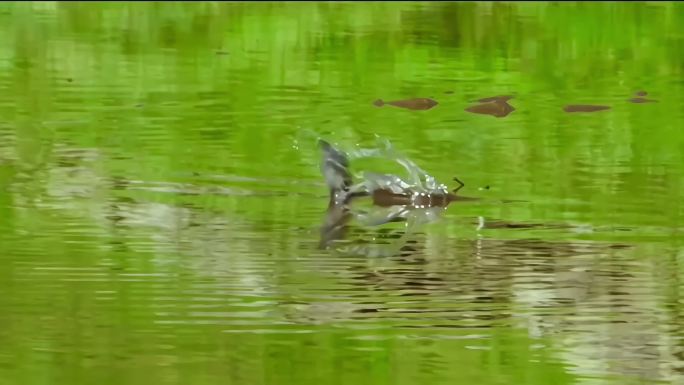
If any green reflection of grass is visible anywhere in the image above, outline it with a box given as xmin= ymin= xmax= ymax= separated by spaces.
xmin=0 ymin=3 xmax=682 ymax=385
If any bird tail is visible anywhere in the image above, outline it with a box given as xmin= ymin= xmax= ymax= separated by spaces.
xmin=319 ymin=139 xmax=353 ymax=205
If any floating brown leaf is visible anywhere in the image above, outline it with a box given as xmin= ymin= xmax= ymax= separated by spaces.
xmin=465 ymin=96 xmax=515 ymax=118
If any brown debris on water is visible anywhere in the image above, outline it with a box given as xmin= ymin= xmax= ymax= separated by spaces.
xmin=465 ymin=95 xmax=515 ymax=118
xmin=373 ymin=98 xmax=438 ymax=110
xmin=628 ymin=97 xmax=657 ymax=104
xmin=629 ymin=91 xmax=657 ymax=103
xmin=563 ymin=104 xmax=611 ymax=113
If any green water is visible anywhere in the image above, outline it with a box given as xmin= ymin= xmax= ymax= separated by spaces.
xmin=1 ymin=2 xmax=683 ymax=384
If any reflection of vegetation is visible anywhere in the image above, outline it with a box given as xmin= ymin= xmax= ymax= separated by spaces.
xmin=0 ymin=2 xmax=683 ymax=385
xmin=0 ymin=2 xmax=682 ymax=233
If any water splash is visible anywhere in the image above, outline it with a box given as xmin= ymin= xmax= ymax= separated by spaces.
xmin=346 ymin=136 xmax=450 ymax=197
xmin=317 ymin=136 xmax=453 ymax=257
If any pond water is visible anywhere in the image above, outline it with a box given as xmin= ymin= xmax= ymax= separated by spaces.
xmin=1 ymin=2 xmax=683 ymax=385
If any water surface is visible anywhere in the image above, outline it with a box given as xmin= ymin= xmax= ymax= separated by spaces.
xmin=0 ymin=2 xmax=683 ymax=385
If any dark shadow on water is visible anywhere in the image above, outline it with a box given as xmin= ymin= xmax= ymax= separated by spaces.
xmin=629 ymin=97 xmax=658 ymax=103
xmin=563 ymin=104 xmax=611 ymax=113
xmin=373 ymin=97 xmax=439 ymax=110
xmin=474 ymin=217 xmax=576 ymax=231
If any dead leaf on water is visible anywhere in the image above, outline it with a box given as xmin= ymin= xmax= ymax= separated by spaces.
xmin=465 ymin=95 xmax=515 ymax=118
